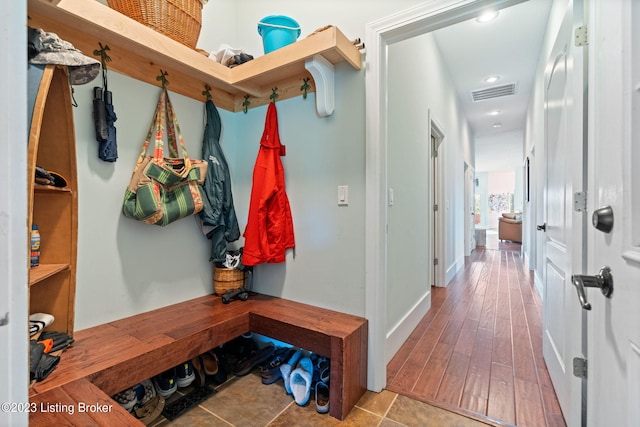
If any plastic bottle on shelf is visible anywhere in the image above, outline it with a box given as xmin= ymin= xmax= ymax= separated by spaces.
xmin=30 ymin=224 xmax=40 ymax=267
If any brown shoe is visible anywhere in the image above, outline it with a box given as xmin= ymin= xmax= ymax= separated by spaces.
xmin=202 ymin=351 xmax=219 ymax=376
xmin=134 ymin=395 xmax=165 ymax=425
xmin=191 ymin=355 xmax=206 ymax=387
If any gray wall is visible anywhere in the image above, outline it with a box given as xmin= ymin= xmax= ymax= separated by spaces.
xmin=74 ymin=0 xmax=432 ymax=330
xmin=387 ymin=32 xmax=473 ymax=334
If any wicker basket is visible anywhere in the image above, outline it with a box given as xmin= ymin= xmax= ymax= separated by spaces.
xmin=213 ymin=266 xmax=246 ymax=296
xmin=107 ymin=0 xmax=203 ymax=48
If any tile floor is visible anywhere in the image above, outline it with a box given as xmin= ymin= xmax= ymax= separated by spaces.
xmin=148 ymin=371 xmax=493 ymax=427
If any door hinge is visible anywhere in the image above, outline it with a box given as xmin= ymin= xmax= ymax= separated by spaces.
xmin=573 ymin=357 xmax=588 ymax=378
xmin=0 ymin=312 xmax=8 ymax=327
xmin=434 ymin=258 xmax=439 ymax=266
xmin=574 ymin=191 xmax=587 ymax=212
xmin=575 ymin=25 xmax=589 ymax=47
xmin=433 ymin=204 xmax=439 ymax=212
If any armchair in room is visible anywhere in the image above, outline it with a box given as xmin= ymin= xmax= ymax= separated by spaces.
xmin=498 ymin=213 xmax=522 ymax=243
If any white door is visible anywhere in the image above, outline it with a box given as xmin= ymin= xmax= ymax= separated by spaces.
xmin=541 ymin=1 xmax=586 ymax=425
xmin=464 ymin=163 xmax=476 ymax=255
xmin=586 ymin=1 xmax=640 ymax=425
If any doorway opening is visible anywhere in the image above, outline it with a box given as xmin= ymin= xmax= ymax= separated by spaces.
xmin=430 ymin=112 xmax=445 ymax=287
xmin=364 ymin=0 xmax=551 ymax=404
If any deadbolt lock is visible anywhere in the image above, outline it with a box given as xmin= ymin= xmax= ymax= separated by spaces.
xmin=592 ymin=206 xmax=614 ymax=233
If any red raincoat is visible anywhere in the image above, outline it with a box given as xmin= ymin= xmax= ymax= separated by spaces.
xmin=242 ymin=102 xmax=295 ymax=266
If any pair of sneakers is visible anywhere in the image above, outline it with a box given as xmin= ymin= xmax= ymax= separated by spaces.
xmin=113 ymin=379 xmax=166 ymax=424
xmin=153 ymin=360 xmax=195 ymax=398
xmin=113 ymin=379 xmax=156 ymax=412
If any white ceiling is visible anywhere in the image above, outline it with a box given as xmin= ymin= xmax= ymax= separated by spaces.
xmin=432 ymin=0 xmax=552 ymax=145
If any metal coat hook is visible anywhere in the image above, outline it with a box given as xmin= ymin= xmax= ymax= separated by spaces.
xmin=243 ymin=95 xmax=251 ymax=113
xmin=93 ymin=43 xmax=111 ymax=91
xmin=270 ymin=87 xmax=279 ymax=102
xmin=202 ymin=84 xmax=212 ymax=101
xmin=156 ymin=69 xmax=170 ymax=89
xmin=93 ymin=43 xmax=112 ymax=69
xmin=300 ymin=77 xmax=311 ymax=99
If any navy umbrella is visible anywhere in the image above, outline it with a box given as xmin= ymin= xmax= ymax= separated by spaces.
xmin=99 ymin=89 xmax=118 ymax=162
xmin=93 ymin=44 xmax=118 ymax=162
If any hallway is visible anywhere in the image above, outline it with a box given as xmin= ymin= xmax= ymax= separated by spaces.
xmin=386 ymin=242 xmax=566 ymax=427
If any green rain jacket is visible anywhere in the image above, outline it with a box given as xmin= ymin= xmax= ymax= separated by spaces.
xmin=199 ymin=99 xmax=240 ymax=262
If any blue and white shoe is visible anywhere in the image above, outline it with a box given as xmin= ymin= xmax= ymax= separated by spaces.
xmin=112 ymin=387 xmax=137 ymax=411
xmin=176 ymin=360 xmax=195 ymax=388
xmin=133 ymin=379 xmax=156 ymax=407
xmin=290 ymin=357 xmax=314 ymax=406
xmin=153 ymin=368 xmax=177 ymax=398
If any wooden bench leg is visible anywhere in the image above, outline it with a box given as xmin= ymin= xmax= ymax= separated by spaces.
xmin=329 ymin=322 xmax=368 ymax=420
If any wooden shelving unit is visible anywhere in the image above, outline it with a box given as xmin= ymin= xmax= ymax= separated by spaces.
xmin=27 ymin=65 xmax=78 ymax=336
xmin=27 ymin=0 xmax=362 ymax=113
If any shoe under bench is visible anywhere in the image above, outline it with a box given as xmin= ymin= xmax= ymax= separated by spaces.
xmin=28 ymin=293 xmax=368 ymax=424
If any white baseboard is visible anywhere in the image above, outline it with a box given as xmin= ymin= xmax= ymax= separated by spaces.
xmin=385 ymin=290 xmax=431 ymax=364
xmin=534 ymin=270 xmax=544 ymax=302
xmin=445 ymin=256 xmax=465 ymax=284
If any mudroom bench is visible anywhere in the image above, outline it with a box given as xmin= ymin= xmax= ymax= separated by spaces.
xmin=29 ymin=294 xmax=368 ymax=424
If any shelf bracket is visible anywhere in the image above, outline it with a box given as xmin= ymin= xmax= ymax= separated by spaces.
xmin=304 ymin=54 xmax=335 ymax=117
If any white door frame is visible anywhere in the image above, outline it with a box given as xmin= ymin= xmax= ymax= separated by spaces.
xmin=1 ymin=1 xmax=29 ymax=426
xmin=364 ymin=0 xmax=527 ymax=391
xmin=430 ymin=112 xmax=446 ymax=287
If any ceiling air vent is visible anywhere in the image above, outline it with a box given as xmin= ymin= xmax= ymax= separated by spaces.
xmin=471 ymin=83 xmax=517 ymax=102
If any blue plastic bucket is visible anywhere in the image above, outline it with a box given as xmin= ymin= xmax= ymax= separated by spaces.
xmin=258 ymin=15 xmax=301 ymax=54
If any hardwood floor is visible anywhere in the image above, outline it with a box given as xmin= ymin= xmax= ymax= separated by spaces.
xmin=386 ymin=240 xmax=566 ymax=427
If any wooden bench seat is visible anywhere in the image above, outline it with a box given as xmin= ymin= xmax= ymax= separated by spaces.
xmin=30 ymin=378 xmax=144 ymax=426
xmin=29 ymin=294 xmax=368 ymax=422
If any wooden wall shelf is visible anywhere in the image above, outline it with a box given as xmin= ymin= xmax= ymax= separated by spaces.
xmin=29 ymin=264 xmax=70 ymax=287
xmin=27 ymin=0 xmax=362 ymax=114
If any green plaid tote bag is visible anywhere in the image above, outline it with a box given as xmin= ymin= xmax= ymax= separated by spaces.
xmin=122 ymin=88 xmax=207 ymax=226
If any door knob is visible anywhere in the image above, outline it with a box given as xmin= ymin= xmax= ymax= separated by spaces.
xmin=571 ymin=266 xmax=614 ymax=311
xmin=537 ymin=223 xmax=547 ymax=232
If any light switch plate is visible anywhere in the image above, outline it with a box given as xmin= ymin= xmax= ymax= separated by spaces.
xmin=338 ymin=185 xmax=349 ymax=205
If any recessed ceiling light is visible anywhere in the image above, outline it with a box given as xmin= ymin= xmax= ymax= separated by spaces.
xmin=492 ymin=123 xmax=502 ymax=128
xmin=484 ymin=75 xmax=500 ymax=84
xmin=489 ymin=110 xmax=502 ymax=116
xmin=476 ymin=10 xmax=499 ymax=23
